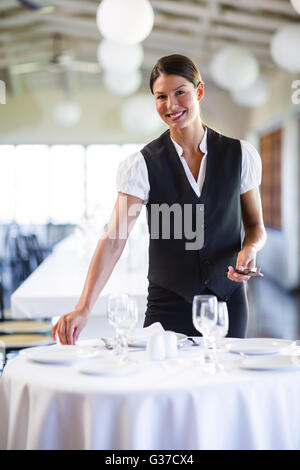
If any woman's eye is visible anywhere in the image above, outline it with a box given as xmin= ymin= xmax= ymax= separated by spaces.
xmin=176 ymin=90 xmax=184 ymax=95
xmin=157 ymin=95 xmax=165 ymax=100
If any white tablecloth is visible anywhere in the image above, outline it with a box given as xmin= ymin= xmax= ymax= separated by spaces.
xmin=1 ymin=341 xmax=300 ymax=450
xmin=11 ymin=234 xmax=148 ymax=320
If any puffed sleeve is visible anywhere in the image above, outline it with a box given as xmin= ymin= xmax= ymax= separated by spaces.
xmin=240 ymin=140 xmax=262 ymax=194
xmin=116 ymin=151 xmax=150 ymax=204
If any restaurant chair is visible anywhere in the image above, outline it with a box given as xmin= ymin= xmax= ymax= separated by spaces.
xmin=23 ymin=233 xmax=44 ymax=271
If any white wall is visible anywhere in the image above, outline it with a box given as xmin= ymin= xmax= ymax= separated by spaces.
xmin=246 ymin=70 xmax=300 ymax=290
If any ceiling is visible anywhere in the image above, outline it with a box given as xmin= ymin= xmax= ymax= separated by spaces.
xmin=0 ymin=0 xmax=299 ymax=94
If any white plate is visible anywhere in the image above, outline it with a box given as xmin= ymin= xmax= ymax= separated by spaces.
xmin=128 ymin=332 xmax=187 ymax=348
xmin=225 ymin=338 xmax=294 ymax=355
xmin=240 ymin=355 xmax=300 ymax=371
xmin=76 ymin=359 xmax=140 ymax=376
xmin=20 ymin=345 xmax=101 ymax=365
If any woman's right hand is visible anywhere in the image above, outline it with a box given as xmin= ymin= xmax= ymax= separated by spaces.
xmin=52 ymin=193 xmax=143 ymax=346
xmin=52 ymin=309 xmax=89 ymax=345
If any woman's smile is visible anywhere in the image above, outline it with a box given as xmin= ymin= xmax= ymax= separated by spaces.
xmin=166 ymin=110 xmax=186 ymax=121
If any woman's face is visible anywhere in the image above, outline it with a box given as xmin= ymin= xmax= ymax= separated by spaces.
xmin=152 ymin=74 xmax=203 ymax=130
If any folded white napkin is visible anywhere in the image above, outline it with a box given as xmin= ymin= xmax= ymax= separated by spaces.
xmin=132 ymin=322 xmax=165 ymax=342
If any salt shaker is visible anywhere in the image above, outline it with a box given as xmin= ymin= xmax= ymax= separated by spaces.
xmin=147 ymin=333 xmax=166 ymax=361
xmin=164 ymin=331 xmax=178 ymax=359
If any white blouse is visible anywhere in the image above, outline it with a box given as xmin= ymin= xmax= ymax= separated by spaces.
xmin=116 ymin=128 xmax=262 ymax=204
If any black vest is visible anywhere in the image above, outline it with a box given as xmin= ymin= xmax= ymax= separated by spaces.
xmin=141 ymin=126 xmax=242 ymax=303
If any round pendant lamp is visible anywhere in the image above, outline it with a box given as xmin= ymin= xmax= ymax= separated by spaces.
xmin=96 ymin=0 xmax=154 ymax=45
xmin=210 ymin=45 xmax=259 ymax=92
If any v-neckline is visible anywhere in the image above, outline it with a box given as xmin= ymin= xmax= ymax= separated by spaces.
xmin=166 ymin=127 xmax=211 ymax=201
xmin=180 ymin=153 xmax=205 ymax=186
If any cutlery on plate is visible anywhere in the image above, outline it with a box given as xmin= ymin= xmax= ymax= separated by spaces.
xmin=187 ymin=337 xmax=201 ymax=346
xmin=101 ymin=337 xmax=114 ymax=350
xmin=101 ymin=337 xmax=144 ymax=352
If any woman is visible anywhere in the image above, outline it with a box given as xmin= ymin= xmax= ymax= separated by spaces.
xmin=52 ymin=54 xmax=266 ymax=345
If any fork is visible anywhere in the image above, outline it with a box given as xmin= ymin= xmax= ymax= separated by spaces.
xmin=101 ymin=337 xmax=114 ymax=350
xmin=187 ymin=337 xmax=201 ymax=346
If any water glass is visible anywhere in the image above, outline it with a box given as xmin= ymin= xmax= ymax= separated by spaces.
xmin=107 ymin=293 xmax=129 ymax=358
xmin=123 ymin=298 xmax=139 ymax=342
xmin=192 ymin=295 xmax=218 ymax=362
xmin=107 ymin=294 xmax=138 ymax=362
xmin=208 ymin=301 xmax=229 ymax=373
xmin=212 ymin=302 xmax=229 ymax=348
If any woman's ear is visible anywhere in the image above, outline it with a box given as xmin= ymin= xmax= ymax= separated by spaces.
xmin=197 ymin=82 xmax=204 ymax=101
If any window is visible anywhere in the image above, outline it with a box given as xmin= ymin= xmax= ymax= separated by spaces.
xmin=0 ymin=143 xmax=144 ymax=226
xmin=259 ymin=128 xmax=282 ymax=230
xmin=0 ymin=146 xmax=15 ymax=222
xmin=49 ymin=145 xmax=85 ymax=224
xmin=86 ymin=145 xmax=124 ymax=223
xmin=15 ymin=145 xmax=50 ymax=224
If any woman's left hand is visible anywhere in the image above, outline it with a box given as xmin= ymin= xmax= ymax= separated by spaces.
xmin=227 ymin=245 xmax=257 ymax=282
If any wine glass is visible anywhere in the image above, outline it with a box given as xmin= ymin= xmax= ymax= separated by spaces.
xmin=126 ymin=298 xmax=139 ymax=342
xmin=213 ymin=302 xmax=229 ymax=348
xmin=107 ymin=293 xmax=129 ymax=358
xmin=208 ymin=302 xmax=229 ymax=372
xmin=107 ymin=294 xmax=138 ymax=362
xmin=192 ymin=295 xmax=218 ymax=363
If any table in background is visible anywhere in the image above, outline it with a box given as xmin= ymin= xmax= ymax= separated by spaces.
xmin=1 ymin=342 xmax=300 ymax=450
xmin=10 ymin=233 xmax=149 ymax=336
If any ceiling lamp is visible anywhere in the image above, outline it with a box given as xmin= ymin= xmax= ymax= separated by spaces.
xmin=270 ymin=25 xmax=300 ymax=72
xmin=96 ymin=0 xmax=154 ymax=45
xmin=103 ymin=69 xmax=142 ymax=96
xmin=52 ymin=101 xmax=81 ymax=127
xmin=290 ymin=0 xmax=300 ymax=14
xmin=231 ymin=76 xmax=269 ymax=108
xmin=97 ymin=40 xmax=144 ymax=73
xmin=210 ymin=45 xmax=259 ymax=92
xmin=120 ymin=94 xmax=162 ymax=135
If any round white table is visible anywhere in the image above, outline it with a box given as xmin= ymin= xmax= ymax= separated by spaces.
xmin=1 ymin=340 xmax=300 ymax=450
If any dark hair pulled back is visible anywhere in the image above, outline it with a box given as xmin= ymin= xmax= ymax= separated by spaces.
xmin=149 ymin=54 xmax=202 ymax=94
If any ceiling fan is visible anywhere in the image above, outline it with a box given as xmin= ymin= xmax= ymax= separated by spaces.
xmin=11 ymin=33 xmax=101 ymax=75
xmin=9 ymin=2 xmax=101 ymax=76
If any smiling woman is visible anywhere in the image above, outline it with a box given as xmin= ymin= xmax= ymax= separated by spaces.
xmin=53 ymin=54 xmax=266 ymax=344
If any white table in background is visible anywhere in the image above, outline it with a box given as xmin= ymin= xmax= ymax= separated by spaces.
xmin=10 ymin=234 xmax=149 ymax=335
xmin=1 ymin=343 xmax=300 ymax=450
